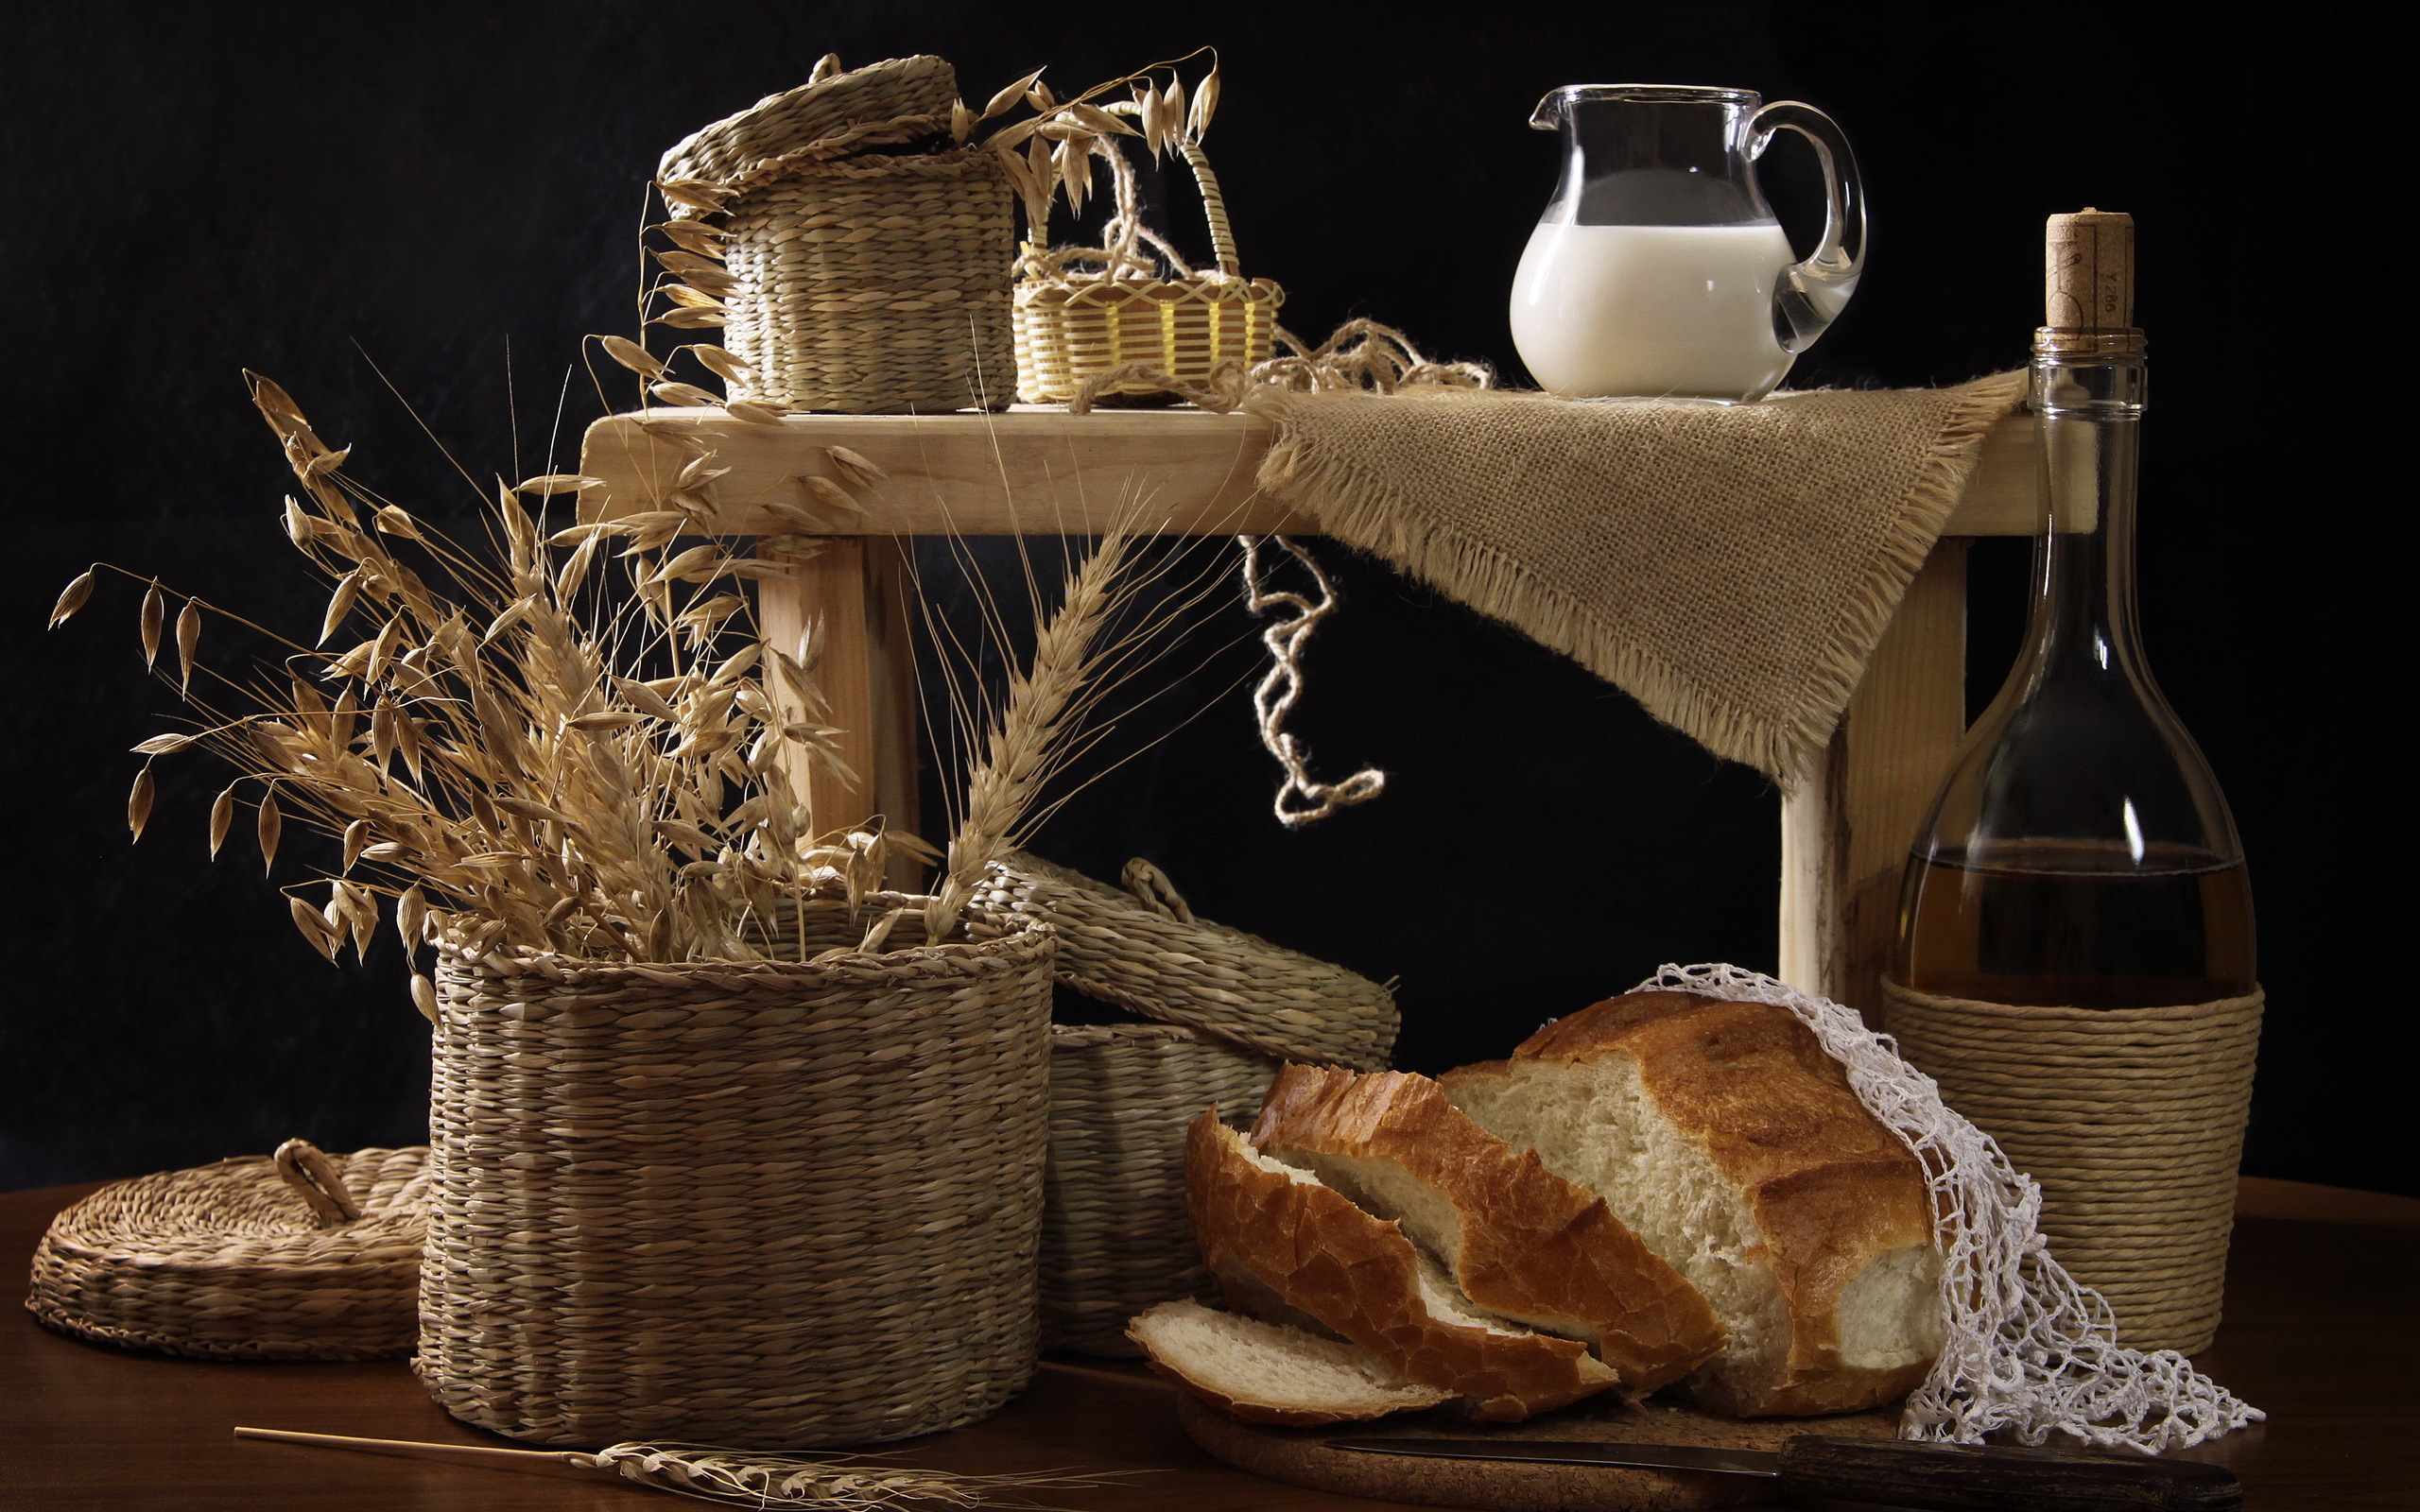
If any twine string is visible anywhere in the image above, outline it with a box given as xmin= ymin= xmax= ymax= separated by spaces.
xmin=1238 ymin=536 xmax=1384 ymax=828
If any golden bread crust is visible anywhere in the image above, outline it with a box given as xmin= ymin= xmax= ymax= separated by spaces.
xmin=1184 ymin=1111 xmax=1617 ymax=1421
xmin=1501 ymin=992 xmax=1939 ymax=1416
xmin=1251 ymin=1064 xmax=1724 ymax=1396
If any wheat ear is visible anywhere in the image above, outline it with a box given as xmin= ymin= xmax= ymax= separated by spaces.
xmin=925 ymin=531 xmax=1133 ymax=943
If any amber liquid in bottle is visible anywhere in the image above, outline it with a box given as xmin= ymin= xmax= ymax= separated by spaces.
xmin=1899 ymin=842 xmax=2254 ymax=1008
xmin=1893 ymin=222 xmax=2253 ymax=1011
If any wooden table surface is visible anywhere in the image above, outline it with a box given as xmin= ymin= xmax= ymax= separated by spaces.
xmin=6 ymin=1176 xmax=2412 ymax=1511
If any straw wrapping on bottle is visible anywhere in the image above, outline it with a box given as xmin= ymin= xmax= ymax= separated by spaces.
xmin=1881 ymin=981 xmax=2263 ymax=1354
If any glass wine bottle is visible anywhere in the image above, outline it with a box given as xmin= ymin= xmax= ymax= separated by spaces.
xmin=1893 ymin=211 xmax=2254 ymax=1010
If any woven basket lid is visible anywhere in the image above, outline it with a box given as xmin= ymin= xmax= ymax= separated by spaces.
xmin=657 ymin=54 xmax=959 ymax=211
xmin=27 ymin=1141 xmax=426 ymax=1361
xmin=985 ymin=852 xmax=1397 ymax=1070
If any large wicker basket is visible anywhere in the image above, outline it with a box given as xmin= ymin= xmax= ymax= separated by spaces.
xmin=415 ymin=890 xmax=1054 ymax=1448
xmin=658 ymin=56 xmax=1015 ymax=415
xmin=28 ymin=1141 xmax=425 ymax=1361
xmin=1011 ymin=133 xmax=1283 ymax=405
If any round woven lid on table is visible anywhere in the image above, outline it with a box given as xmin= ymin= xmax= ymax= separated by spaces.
xmin=27 ymin=1140 xmax=426 ymax=1362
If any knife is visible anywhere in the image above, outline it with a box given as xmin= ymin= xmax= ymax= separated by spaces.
xmin=1325 ymin=1434 xmax=2241 ymax=1511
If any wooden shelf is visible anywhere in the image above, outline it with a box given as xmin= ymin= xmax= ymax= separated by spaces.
xmin=573 ymin=401 xmax=2044 ymax=1027
xmin=578 ymin=405 xmax=2040 ymax=539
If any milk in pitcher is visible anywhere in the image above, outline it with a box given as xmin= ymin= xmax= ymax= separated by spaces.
xmin=1514 ymin=85 xmax=1865 ymax=402
xmin=1512 ymin=221 xmax=1796 ymax=400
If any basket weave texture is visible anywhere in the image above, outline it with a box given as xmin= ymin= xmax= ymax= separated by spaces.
xmin=1011 ymin=129 xmax=1283 ymax=404
xmin=986 ymin=853 xmax=1394 ymax=1354
xmin=1884 ymin=981 xmax=2263 ymax=1354
xmin=415 ymin=892 xmax=1055 ymax=1448
xmin=658 ymin=56 xmax=958 ymax=193
xmin=1012 ymin=277 xmax=1283 ymax=405
xmin=28 ymin=1143 xmax=426 ymax=1361
xmin=1041 ymin=1022 xmax=1276 ymax=1354
xmin=659 ymin=57 xmax=1014 ymax=415
xmin=981 ymin=852 xmax=1396 ymax=1071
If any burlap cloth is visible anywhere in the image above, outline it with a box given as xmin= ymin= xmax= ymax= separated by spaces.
xmin=1249 ymin=372 xmax=2028 ymax=784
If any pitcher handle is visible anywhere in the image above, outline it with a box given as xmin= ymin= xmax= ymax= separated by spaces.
xmin=1751 ymin=101 xmax=1866 ymax=353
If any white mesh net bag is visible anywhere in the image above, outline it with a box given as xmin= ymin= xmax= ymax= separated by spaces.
xmin=1638 ymin=963 xmax=2262 ymax=1452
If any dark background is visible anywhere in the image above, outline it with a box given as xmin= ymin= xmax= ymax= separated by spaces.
xmin=5 ymin=3 xmax=2407 ymax=1194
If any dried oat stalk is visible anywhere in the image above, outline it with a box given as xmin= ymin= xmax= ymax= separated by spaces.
xmin=992 ymin=53 xmax=1228 ymax=284
xmin=54 ymin=372 xmax=915 ymax=977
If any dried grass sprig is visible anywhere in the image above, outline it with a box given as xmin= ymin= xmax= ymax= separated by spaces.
xmin=55 ymin=374 xmax=908 ymax=978
xmin=592 ymin=1439 xmax=1121 ymax=1509
xmin=233 ymin=1426 xmax=1129 ymax=1510
xmin=975 ymin=50 xmax=1219 ymax=249
xmin=925 ymin=529 xmax=1133 ymax=943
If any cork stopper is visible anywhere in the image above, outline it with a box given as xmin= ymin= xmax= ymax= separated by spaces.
xmin=2045 ymin=209 xmax=2134 ymax=331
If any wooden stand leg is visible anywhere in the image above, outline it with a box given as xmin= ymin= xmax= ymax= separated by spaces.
xmin=1779 ymin=542 xmax=1972 ymax=1028
xmin=755 ymin=539 xmax=921 ymax=867
xmin=861 ymin=537 xmax=925 ymax=884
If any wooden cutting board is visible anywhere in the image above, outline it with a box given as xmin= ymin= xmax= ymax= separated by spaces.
xmin=1178 ymin=1391 xmax=1901 ymax=1512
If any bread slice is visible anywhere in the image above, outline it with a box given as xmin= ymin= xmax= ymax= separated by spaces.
xmin=1127 ymin=1297 xmax=1451 ymax=1426
xmin=1252 ymin=1064 xmax=1725 ymax=1397
xmin=1440 ymin=992 xmax=1943 ymax=1418
xmin=1184 ymin=1111 xmax=1619 ymax=1420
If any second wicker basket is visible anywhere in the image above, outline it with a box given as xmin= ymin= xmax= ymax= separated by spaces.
xmin=986 ymin=852 xmax=1395 ymax=1355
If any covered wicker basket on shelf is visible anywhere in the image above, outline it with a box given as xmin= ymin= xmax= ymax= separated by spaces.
xmin=27 ymin=1140 xmax=426 ymax=1361
xmin=414 ymin=889 xmax=1055 ymax=1448
xmin=656 ymin=55 xmax=1015 ymax=415
xmin=982 ymin=853 xmax=1394 ymax=1355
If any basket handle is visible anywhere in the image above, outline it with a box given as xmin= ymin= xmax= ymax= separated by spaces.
xmin=272 ymin=1139 xmax=362 ymax=1227
xmin=1120 ymin=858 xmax=1197 ymax=924
xmin=1172 ymin=138 xmax=1241 ymax=279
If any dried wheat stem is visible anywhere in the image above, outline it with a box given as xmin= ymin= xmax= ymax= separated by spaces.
xmin=925 ymin=532 xmax=1133 ymax=942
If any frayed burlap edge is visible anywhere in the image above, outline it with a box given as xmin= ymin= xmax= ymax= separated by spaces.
xmin=1247 ymin=372 xmax=2027 ymax=788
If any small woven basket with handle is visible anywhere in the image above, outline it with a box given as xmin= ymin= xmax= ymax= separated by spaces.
xmin=658 ymin=55 xmax=1016 ymax=415
xmin=28 ymin=1140 xmax=426 ymax=1361
xmin=982 ymin=853 xmax=1393 ymax=1354
xmin=414 ymin=887 xmax=1054 ymax=1448
xmin=1011 ymin=131 xmax=1283 ymax=405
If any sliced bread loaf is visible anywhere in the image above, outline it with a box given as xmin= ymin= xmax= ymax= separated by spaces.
xmin=1251 ymin=1064 xmax=1725 ymax=1397
xmin=1440 ymin=992 xmax=1943 ymax=1418
xmin=1184 ymin=1111 xmax=1620 ymax=1421
xmin=1127 ymin=1297 xmax=1451 ymax=1425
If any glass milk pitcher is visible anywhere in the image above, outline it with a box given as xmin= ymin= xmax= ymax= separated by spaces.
xmin=1511 ymin=84 xmax=1865 ymax=402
